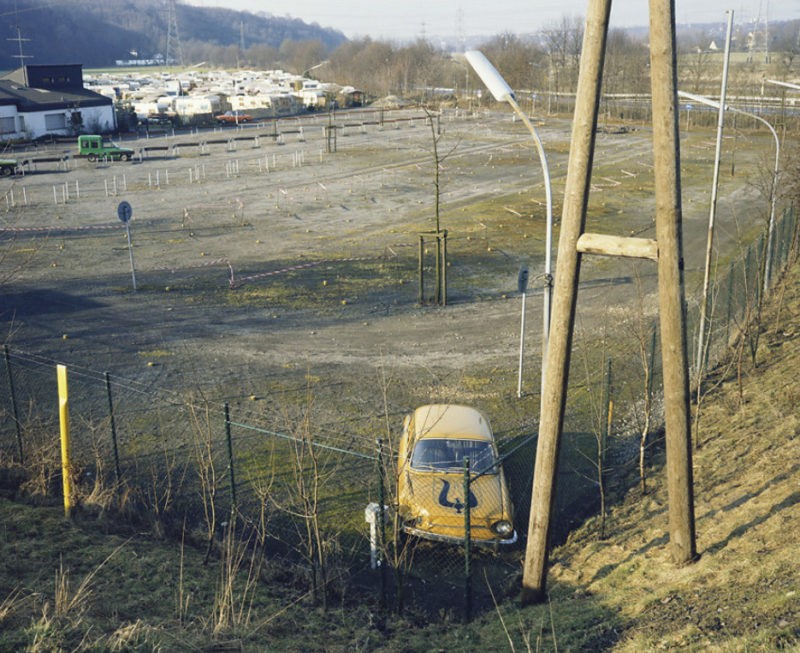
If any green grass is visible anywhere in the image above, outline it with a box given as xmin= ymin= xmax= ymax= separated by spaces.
xmin=3 ymin=257 xmax=799 ymax=650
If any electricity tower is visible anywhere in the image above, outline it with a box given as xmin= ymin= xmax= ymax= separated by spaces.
xmin=165 ymin=0 xmax=184 ymax=67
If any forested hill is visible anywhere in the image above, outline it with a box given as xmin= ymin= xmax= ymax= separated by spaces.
xmin=0 ymin=0 xmax=347 ymax=71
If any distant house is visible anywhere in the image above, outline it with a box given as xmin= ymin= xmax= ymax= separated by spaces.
xmin=0 ymin=64 xmax=117 ymax=141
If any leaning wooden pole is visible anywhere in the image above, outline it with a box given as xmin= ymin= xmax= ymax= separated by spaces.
xmin=520 ymin=0 xmax=611 ymax=604
xmin=649 ymin=0 xmax=697 ymax=565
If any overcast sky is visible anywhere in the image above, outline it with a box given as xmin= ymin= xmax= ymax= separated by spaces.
xmin=185 ymin=0 xmax=800 ymax=41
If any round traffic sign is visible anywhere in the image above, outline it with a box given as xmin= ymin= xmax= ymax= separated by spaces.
xmin=517 ymin=265 xmax=530 ymax=294
xmin=117 ymin=200 xmax=133 ymax=223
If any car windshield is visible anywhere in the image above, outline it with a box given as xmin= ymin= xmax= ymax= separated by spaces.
xmin=410 ymin=439 xmax=496 ymax=472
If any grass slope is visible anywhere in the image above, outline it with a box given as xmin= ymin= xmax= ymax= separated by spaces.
xmin=1 ymin=263 xmax=799 ymax=651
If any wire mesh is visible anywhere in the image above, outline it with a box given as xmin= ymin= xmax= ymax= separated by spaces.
xmin=0 ymin=204 xmax=795 ymax=619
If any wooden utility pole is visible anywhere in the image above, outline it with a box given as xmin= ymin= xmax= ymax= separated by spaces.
xmin=521 ymin=0 xmax=696 ymax=603
xmin=648 ymin=0 xmax=697 ymax=566
xmin=520 ymin=0 xmax=612 ymax=604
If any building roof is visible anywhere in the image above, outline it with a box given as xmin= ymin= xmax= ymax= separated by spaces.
xmin=0 ymin=64 xmax=112 ymax=112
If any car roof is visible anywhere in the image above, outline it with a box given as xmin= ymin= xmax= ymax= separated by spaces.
xmin=411 ymin=404 xmax=493 ymax=441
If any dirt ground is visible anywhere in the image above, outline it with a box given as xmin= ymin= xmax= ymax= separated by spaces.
xmin=0 ymin=107 xmax=773 ymax=421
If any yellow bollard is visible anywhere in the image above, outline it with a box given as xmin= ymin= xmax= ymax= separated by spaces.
xmin=57 ymin=364 xmax=72 ymax=519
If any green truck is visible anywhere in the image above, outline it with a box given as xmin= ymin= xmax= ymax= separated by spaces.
xmin=76 ymin=135 xmax=135 ymax=162
xmin=0 ymin=158 xmax=20 ymax=176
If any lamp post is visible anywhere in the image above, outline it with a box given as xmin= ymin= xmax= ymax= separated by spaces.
xmin=464 ymin=50 xmax=553 ymax=400
xmin=765 ymin=79 xmax=800 ymax=92
xmin=678 ymin=91 xmax=781 ymax=294
xmin=690 ymin=10 xmax=733 ymax=380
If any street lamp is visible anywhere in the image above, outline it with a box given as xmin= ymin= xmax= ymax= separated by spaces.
xmin=686 ymin=10 xmax=733 ymax=380
xmin=464 ymin=50 xmax=553 ymax=400
xmin=678 ymin=91 xmax=781 ymax=294
xmin=765 ymin=79 xmax=800 ymax=92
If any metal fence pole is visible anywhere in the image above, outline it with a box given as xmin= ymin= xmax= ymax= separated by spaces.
xmin=104 ymin=372 xmax=122 ymax=483
xmin=435 ymin=233 xmax=442 ymax=306
xmin=725 ymin=262 xmax=734 ymax=346
xmin=3 ymin=345 xmax=23 ymax=464
xmin=755 ymin=233 xmax=765 ymax=310
xmin=778 ymin=208 xmax=789 ymax=269
xmin=463 ymin=456 xmax=472 ymax=623
xmin=745 ymin=244 xmax=755 ymax=311
xmin=781 ymin=206 xmax=794 ymax=268
xmin=377 ymin=439 xmax=387 ymax=610
xmin=224 ymin=402 xmax=237 ymax=509
xmin=442 ymin=229 xmax=448 ymax=306
xmin=418 ymin=235 xmax=424 ymax=304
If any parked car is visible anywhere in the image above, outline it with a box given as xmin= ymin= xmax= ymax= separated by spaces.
xmin=215 ymin=110 xmax=253 ymax=124
xmin=0 ymin=158 xmax=20 ymax=176
xmin=75 ymin=135 xmax=134 ymax=162
xmin=397 ymin=404 xmax=516 ymax=545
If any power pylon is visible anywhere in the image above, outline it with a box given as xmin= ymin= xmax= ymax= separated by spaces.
xmin=165 ymin=0 xmax=184 ymax=67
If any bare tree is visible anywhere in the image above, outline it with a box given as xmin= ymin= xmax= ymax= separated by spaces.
xmin=187 ymin=401 xmax=220 ymax=566
xmin=421 ymin=106 xmax=461 ymax=305
xmin=631 ymin=266 xmax=658 ymax=493
xmin=678 ymin=36 xmax=714 ymax=94
xmin=279 ymin=38 xmax=327 ymax=76
xmin=477 ymin=33 xmax=547 ymax=92
xmin=541 ymin=15 xmax=585 ymax=112
xmin=267 ymin=387 xmax=340 ymax=610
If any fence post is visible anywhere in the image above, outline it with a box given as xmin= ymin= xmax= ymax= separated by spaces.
xmin=418 ymin=235 xmax=424 ymax=304
xmin=376 ymin=439 xmax=387 ymax=610
xmin=725 ymin=262 xmax=734 ymax=346
xmin=755 ymin=232 xmax=765 ymax=311
xmin=224 ymin=402 xmax=237 ymax=509
xmin=3 ymin=345 xmax=23 ymax=464
xmin=782 ymin=206 xmax=790 ymax=267
xmin=463 ymin=456 xmax=472 ymax=623
xmin=781 ymin=206 xmax=793 ymax=268
xmin=442 ymin=230 xmax=448 ymax=306
xmin=57 ymin=364 xmax=73 ymax=519
xmin=104 ymin=372 xmax=122 ymax=484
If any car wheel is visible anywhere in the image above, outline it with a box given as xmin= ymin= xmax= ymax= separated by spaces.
xmin=0 ymin=166 xmax=11 ymax=176
xmin=87 ymin=154 xmax=97 ymax=162
xmin=120 ymin=153 xmax=130 ymax=162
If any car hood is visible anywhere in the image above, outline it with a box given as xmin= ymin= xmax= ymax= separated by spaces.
xmin=402 ymin=468 xmax=510 ymax=520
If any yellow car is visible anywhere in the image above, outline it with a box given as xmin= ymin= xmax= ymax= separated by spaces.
xmin=397 ymin=404 xmax=516 ymax=545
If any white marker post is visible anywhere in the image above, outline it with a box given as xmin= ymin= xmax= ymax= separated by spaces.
xmin=117 ymin=201 xmax=137 ymax=292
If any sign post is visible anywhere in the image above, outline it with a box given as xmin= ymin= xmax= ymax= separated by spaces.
xmin=117 ymin=201 xmax=137 ymax=292
xmin=517 ymin=265 xmax=529 ymax=398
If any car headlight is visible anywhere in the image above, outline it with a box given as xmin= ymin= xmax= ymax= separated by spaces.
xmin=492 ymin=520 xmax=514 ymax=537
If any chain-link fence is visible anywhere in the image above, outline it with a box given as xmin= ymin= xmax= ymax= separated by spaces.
xmin=1 ymin=204 xmax=796 ymax=621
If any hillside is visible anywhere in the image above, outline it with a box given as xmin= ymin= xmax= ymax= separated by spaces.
xmin=0 ymin=254 xmax=798 ymax=649
xmin=0 ymin=0 xmax=347 ymax=71
xmin=545 ymin=261 xmax=800 ymax=650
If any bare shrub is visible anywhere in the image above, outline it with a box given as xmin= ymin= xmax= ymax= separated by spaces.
xmin=18 ymin=408 xmax=61 ymax=498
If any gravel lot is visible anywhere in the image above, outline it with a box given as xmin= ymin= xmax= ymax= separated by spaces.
xmin=0 ymin=107 xmax=770 ymax=421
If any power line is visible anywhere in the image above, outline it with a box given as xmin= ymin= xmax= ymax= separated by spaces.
xmin=7 ymin=25 xmax=33 ymax=67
